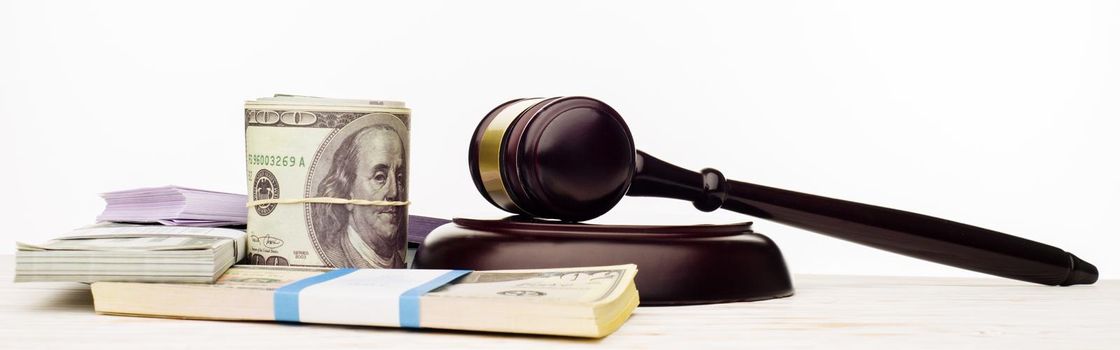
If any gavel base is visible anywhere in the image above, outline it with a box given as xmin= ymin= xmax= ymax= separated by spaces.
xmin=414 ymin=218 xmax=794 ymax=306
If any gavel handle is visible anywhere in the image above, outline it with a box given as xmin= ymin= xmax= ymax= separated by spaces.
xmin=628 ymin=151 xmax=1097 ymax=285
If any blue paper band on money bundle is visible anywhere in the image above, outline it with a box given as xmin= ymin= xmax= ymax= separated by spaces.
xmin=398 ymin=270 xmax=472 ymax=328
xmin=274 ymin=268 xmax=357 ymax=322
xmin=272 ymin=268 xmax=472 ymax=327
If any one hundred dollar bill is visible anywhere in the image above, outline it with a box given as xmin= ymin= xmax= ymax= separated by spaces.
xmin=245 ymin=95 xmax=410 ymax=269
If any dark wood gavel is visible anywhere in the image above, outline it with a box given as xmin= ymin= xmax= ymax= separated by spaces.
xmin=468 ymin=96 xmax=1097 ymax=286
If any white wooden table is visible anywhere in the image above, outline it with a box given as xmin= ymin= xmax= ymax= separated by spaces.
xmin=2 ymin=255 xmax=1116 ymax=349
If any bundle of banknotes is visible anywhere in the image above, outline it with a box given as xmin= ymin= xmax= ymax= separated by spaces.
xmin=16 ymin=223 xmax=246 ymax=283
xmin=92 ymin=264 xmax=638 ymax=338
xmin=244 ymin=95 xmax=413 ymax=269
xmin=96 ymin=186 xmax=248 ymax=227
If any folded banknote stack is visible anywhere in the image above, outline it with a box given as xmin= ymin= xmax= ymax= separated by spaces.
xmin=96 ymin=186 xmax=248 ymax=227
xmin=92 ymin=264 xmax=639 ymax=338
xmin=15 ymin=223 xmax=246 ymax=283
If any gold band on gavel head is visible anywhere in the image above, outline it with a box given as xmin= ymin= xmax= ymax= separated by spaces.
xmin=475 ymin=98 xmax=545 ymax=213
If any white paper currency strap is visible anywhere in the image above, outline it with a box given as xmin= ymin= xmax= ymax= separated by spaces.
xmin=245 ymin=197 xmax=410 ymax=207
xmin=274 ymin=269 xmax=472 ymax=328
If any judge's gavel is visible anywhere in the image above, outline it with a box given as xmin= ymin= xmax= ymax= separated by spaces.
xmin=468 ymin=96 xmax=1098 ymax=286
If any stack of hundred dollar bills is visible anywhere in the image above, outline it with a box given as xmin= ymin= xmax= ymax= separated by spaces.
xmin=92 ymin=264 xmax=639 ymax=338
xmin=16 ymin=223 xmax=246 ymax=283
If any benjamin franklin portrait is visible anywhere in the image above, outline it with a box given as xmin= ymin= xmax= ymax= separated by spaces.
xmin=307 ymin=113 xmax=408 ymax=269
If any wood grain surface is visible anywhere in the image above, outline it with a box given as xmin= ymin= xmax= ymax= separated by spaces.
xmin=2 ymin=255 xmax=1116 ymax=349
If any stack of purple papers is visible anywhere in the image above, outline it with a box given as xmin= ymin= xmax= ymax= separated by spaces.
xmin=97 ymin=186 xmax=248 ymax=227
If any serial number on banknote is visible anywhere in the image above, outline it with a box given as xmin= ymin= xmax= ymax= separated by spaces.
xmin=247 ymin=154 xmax=306 ymax=167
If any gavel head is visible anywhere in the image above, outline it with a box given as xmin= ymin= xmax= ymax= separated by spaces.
xmin=469 ymin=97 xmax=635 ymax=222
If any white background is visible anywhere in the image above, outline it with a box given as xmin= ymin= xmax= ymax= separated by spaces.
xmin=1 ymin=1 xmax=1116 ymax=279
